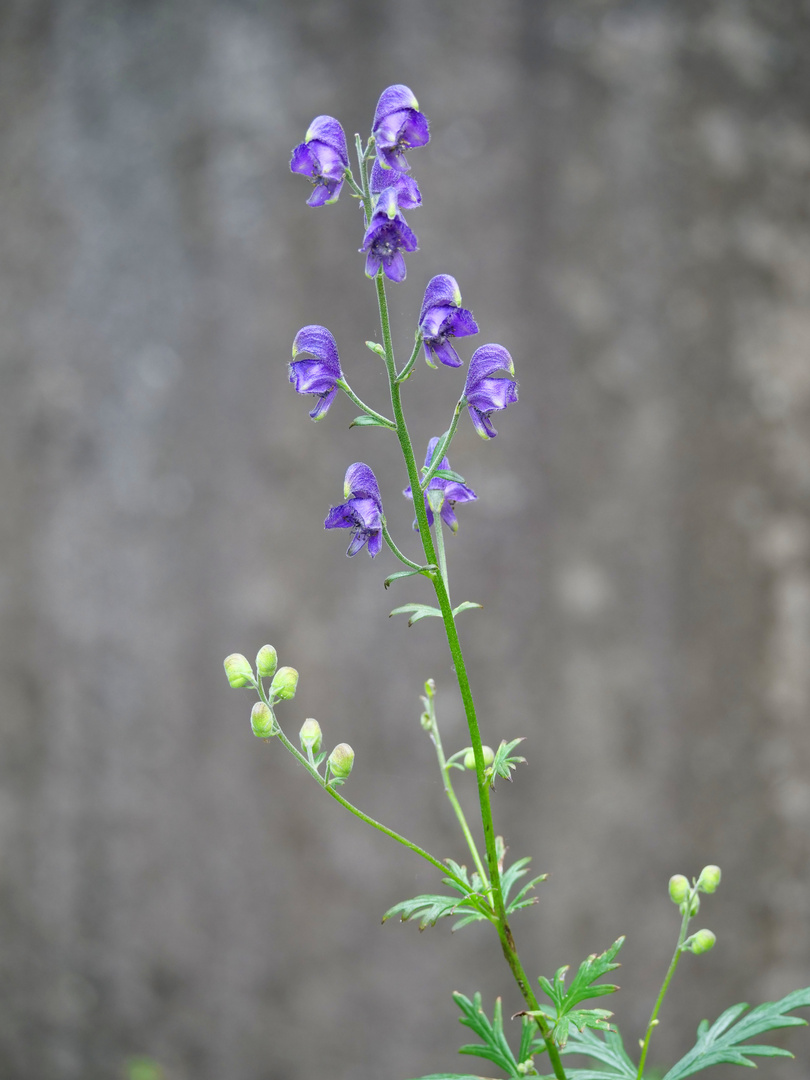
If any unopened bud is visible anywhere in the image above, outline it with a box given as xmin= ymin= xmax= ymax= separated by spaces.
xmin=299 ymin=718 xmax=322 ymax=755
xmin=328 ymin=742 xmax=355 ymax=779
xmin=256 ymin=644 xmax=278 ymax=680
xmin=224 ymin=653 xmax=253 ymax=689
xmin=270 ymin=665 xmax=299 ymax=701
xmin=697 ymin=865 xmax=721 ymax=894
xmin=668 ymin=874 xmax=690 ymax=905
xmin=420 ymin=712 xmax=432 ymax=730
xmin=685 ymin=928 xmax=716 ymax=955
xmin=251 ymin=701 xmax=276 ymax=738
xmin=463 ymin=745 xmax=495 ymax=770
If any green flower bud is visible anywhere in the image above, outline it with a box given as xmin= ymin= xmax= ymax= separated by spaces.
xmin=223 ymin=653 xmax=254 ymax=689
xmin=697 ymin=865 xmax=722 ymax=894
xmin=668 ymin=874 xmax=690 ymax=905
xmin=269 ymin=665 xmax=299 ymax=701
xmin=251 ymin=701 xmax=276 ymax=738
xmin=463 ymin=745 xmax=495 ymax=769
xmin=328 ymin=742 xmax=354 ymax=779
xmin=299 ymin=718 xmax=322 ymax=755
xmin=420 ymin=712 xmax=432 ymax=731
xmin=684 ymin=928 xmax=716 ymax=955
xmin=256 ymin=644 xmax=278 ymax=680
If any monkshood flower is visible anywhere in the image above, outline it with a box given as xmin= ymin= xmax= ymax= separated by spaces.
xmin=418 ymin=274 xmax=479 ymax=368
xmin=463 ymin=344 xmax=518 ymax=439
xmin=289 ymin=115 xmax=348 ymax=207
xmin=360 ymin=188 xmax=418 ymax=283
xmin=404 ymin=437 xmax=477 ymax=532
xmin=370 ymin=160 xmax=422 ymax=210
xmin=372 ymin=84 xmax=430 ymax=172
xmin=290 ymin=325 xmax=343 ymax=420
xmin=325 ymin=463 xmax=384 ymax=557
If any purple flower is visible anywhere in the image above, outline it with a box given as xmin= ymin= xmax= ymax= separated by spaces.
xmin=463 ymin=344 xmax=518 ymax=439
xmin=404 ymin=438 xmax=477 ymax=533
xmin=290 ymin=325 xmax=343 ymax=420
xmin=371 ymin=85 xmax=430 ymax=173
xmin=325 ymin=463 xmax=384 ymax=557
xmin=370 ymin=161 xmax=422 ymax=210
xmin=360 ymin=188 xmax=418 ymax=283
xmin=418 ymin=275 xmax=479 ymax=368
xmin=290 ymin=116 xmax=349 ymax=207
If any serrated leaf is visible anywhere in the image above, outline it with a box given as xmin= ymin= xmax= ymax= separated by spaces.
xmin=389 ymin=602 xmax=443 ymax=626
xmin=382 ymin=892 xmax=488 ymax=931
xmin=453 ymin=992 xmax=522 ymax=1076
xmin=485 ymin=738 xmax=527 ymax=787
xmin=406 ymin=1075 xmax=500 ymax=1080
xmin=660 ymin=986 xmax=810 ymax=1080
xmin=537 ymin=939 xmax=623 ymax=1049
xmin=452 ymin=601 xmax=483 ymax=618
xmin=349 ymin=414 xmax=393 ymax=428
xmin=549 ymin=1025 xmax=637 ymax=1080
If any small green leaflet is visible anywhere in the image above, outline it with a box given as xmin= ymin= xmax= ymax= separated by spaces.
xmin=389 ymin=603 xmax=443 ymax=626
xmin=389 ymin=601 xmax=482 ymax=625
xmin=660 ymin=986 xmax=810 ymax=1080
xmin=455 ymin=992 xmax=530 ymax=1076
xmin=349 ymin=414 xmax=394 ymax=429
xmin=486 ymin=738 xmax=527 ymax=787
xmin=533 ymin=938 xmax=623 ymax=1048
xmin=431 ymin=468 xmax=467 ymax=484
xmin=552 ymin=1025 xmax=638 ymax=1079
xmin=383 ymin=855 xmax=546 ymax=933
xmin=383 ymin=567 xmax=435 ymax=589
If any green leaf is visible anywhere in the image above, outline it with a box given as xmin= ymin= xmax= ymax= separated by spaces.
xmin=537 ymin=938 xmax=624 ymax=1049
xmin=454 ymin=992 xmax=522 ymax=1076
xmin=501 ymin=855 xmax=547 ymax=916
xmin=349 ymin=414 xmax=393 ymax=429
xmin=406 ymin=1075 xmax=500 ymax=1080
xmin=485 ymin=738 xmax=527 ymax=787
xmin=384 ymin=568 xmax=425 ymax=589
xmin=431 ymin=468 xmax=467 ymax=484
xmin=549 ymin=1023 xmax=638 ymax=1079
xmin=453 ymin=601 xmax=483 ymax=618
xmin=660 ymin=986 xmax=810 ymax=1080
xmin=382 ymin=867 xmax=493 ymax=931
xmin=389 ymin=602 xmax=443 ymax=626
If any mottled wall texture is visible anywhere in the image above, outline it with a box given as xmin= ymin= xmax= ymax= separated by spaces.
xmin=1 ymin=1 xmax=809 ymax=1078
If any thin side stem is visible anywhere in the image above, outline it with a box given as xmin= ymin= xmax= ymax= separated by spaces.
xmin=382 ymin=524 xmax=424 ymax=571
xmin=396 ymin=333 xmax=423 ymax=383
xmin=420 ymin=399 xmax=464 ymax=489
xmin=636 ymin=892 xmax=695 ymax=1080
xmin=337 ymin=378 xmax=395 ymax=428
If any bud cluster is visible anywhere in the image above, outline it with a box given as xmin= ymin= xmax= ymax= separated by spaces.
xmin=668 ymin=865 xmax=722 ymax=959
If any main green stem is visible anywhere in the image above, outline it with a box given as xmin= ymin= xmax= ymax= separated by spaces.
xmin=373 ymin=268 xmax=568 ymax=1080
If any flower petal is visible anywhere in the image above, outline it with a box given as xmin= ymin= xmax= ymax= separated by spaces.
xmin=466 ymin=376 xmax=519 ymax=413
xmin=384 ymin=251 xmax=407 ymax=282
xmin=304 ymin=115 xmax=348 ymax=163
xmin=290 ymin=142 xmax=317 ymax=177
xmin=373 ymin=85 xmax=420 ymax=124
xmin=419 ymin=274 xmax=462 ymax=319
xmin=431 ymin=340 xmax=463 ymax=368
xmin=309 ymin=385 xmax=338 ymax=421
xmin=289 ymin=359 xmax=337 ymax=395
xmin=465 ymin=344 xmax=516 ymax=393
xmin=344 ymin=463 xmax=382 ymax=509
xmin=292 ymin=326 xmax=342 ymax=378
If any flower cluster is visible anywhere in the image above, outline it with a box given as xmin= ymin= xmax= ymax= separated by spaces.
xmin=287 ymin=86 xmax=519 ymax=562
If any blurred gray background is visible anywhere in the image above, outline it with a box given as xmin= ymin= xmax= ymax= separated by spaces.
xmin=2 ymin=0 xmax=810 ymax=1078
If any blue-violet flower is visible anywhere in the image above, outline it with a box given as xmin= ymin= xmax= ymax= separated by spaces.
xmin=418 ymin=274 xmax=479 ymax=368
xmin=325 ymin=463 xmax=384 ymax=558
xmin=371 ymin=85 xmax=430 ymax=172
xmin=463 ymin=344 xmax=518 ymax=439
xmin=404 ymin=438 xmax=477 ymax=533
xmin=290 ymin=325 xmax=343 ymax=420
xmin=369 ymin=161 xmax=422 ymax=210
xmin=290 ymin=116 xmax=348 ymax=207
xmin=360 ymin=188 xmax=418 ymax=283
